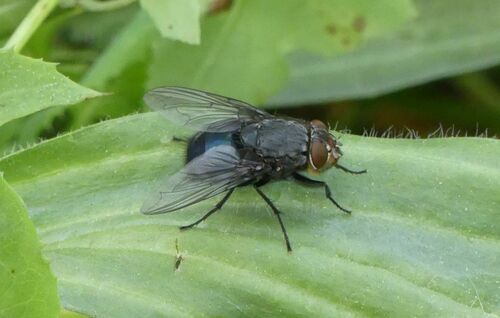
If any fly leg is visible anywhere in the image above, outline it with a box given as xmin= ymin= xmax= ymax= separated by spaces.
xmin=335 ymin=164 xmax=367 ymax=175
xmin=292 ymin=173 xmax=351 ymax=214
xmin=180 ymin=188 xmax=234 ymax=230
xmin=254 ymin=185 xmax=293 ymax=252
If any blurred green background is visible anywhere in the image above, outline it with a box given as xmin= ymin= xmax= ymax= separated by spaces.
xmin=1 ymin=0 xmax=499 ymax=156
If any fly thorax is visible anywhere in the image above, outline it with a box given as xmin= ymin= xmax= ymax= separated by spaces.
xmin=240 ymin=119 xmax=308 ymax=158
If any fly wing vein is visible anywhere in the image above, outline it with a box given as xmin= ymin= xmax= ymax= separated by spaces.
xmin=144 ymin=86 xmax=272 ymax=132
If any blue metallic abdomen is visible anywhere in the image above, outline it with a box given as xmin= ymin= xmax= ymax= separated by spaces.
xmin=186 ymin=132 xmax=235 ymax=163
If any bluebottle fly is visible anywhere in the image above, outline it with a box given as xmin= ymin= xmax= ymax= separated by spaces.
xmin=141 ymin=87 xmax=366 ymax=252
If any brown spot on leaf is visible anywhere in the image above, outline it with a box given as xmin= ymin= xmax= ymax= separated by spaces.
xmin=208 ymin=0 xmax=233 ymax=14
xmin=352 ymin=16 xmax=366 ymax=33
xmin=325 ymin=23 xmax=337 ymax=35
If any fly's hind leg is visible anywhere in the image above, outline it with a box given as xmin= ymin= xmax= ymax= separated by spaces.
xmin=180 ymin=188 xmax=234 ymax=230
xmin=254 ymin=184 xmax=293 ymax=252
xmin=292 ymin=173 xmax=351 ymax=214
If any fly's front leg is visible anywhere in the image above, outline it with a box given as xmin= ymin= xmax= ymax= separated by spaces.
xmin=335 ymin=164 xmax=367 ymax=175
xmin=292 ymin=173 xmax=351 ymax=214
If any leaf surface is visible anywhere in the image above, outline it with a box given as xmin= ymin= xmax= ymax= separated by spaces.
xmin=0 ymin=113 xmax=498 ymax=317
xmin=0 ymin=50 xmax=102 ymax=127
xmin=0 ymin=175 xmax=60 ymax=318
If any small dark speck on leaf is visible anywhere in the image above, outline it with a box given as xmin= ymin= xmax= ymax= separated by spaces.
xmin=325 ymin=23 xmax=337 ymax=35
xmin=175 ymin=255 xmax=183 ymax=271
xmin=10 ymin=268 xmax=15 ymax=274
xmin=168 ymin=25 xmax=173 ymax=30
xmin=352 ymin=16 xmax=366 ymax=33
xmin=174 ymin=238 xmax=183 ymax=271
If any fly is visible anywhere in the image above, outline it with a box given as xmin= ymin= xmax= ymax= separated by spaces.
xmin=141 ymin=87 xmax=366 ymax=252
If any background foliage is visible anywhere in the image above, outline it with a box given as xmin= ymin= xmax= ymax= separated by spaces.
xmin=0 ymin=0 xmax=499 ymax=317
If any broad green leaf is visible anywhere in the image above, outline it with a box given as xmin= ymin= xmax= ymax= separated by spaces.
xmin=0 ymin=50 xmax=103 ymax=127
xmin=0 ymin=113 xmax=498 ymax=317
xmin=140 ymin=0 xmax=202 ymax=44
xmin=0 ymin=175 xmax=60 ymax=317
xmin=147 ymin=0 xmax=417 ymax=105
xmin=269 ymin=0 xmax=500 ymax=106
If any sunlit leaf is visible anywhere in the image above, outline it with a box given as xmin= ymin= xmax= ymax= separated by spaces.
xmin=0 ymin=113 xmax=498 ymax=317
xmin=0 ymin=50 xmax=103 ymax=127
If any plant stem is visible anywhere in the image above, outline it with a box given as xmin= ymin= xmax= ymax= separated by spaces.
xmin=3 ymin=0 xmax=59 ymax=53
xmin=78 ymin=0 xmax=136 ymax=11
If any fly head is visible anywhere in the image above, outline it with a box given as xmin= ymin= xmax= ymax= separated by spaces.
xmin=308 ymin=119 xmax=342 ymax=172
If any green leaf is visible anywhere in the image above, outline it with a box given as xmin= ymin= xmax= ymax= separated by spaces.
xmin=269 ymin=0 xmax=500 ymax=106
xmin=0 ymin=50 xmax=103 ymax=127
xmin=147 ymin=0 xmax=416 ymax=105
xmin=0 ymin=113 xmax=498 ymax=317
xmin=139 ymin=0 xmax=202 ymax=44
xmin=0 ymin=175 xmax=60 ymax=317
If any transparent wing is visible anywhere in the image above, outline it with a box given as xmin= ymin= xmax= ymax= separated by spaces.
xmin=144 ymin=86 xmax=272 ymax=132
xmin=141 ymin=145 xmax=263 ymax=214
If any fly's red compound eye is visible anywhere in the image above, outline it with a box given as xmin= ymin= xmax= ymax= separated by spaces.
xmin=310 ymin=119 xmax=327 ymax=130
xmin=310 ymin=140 xmax=328 ymax=170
